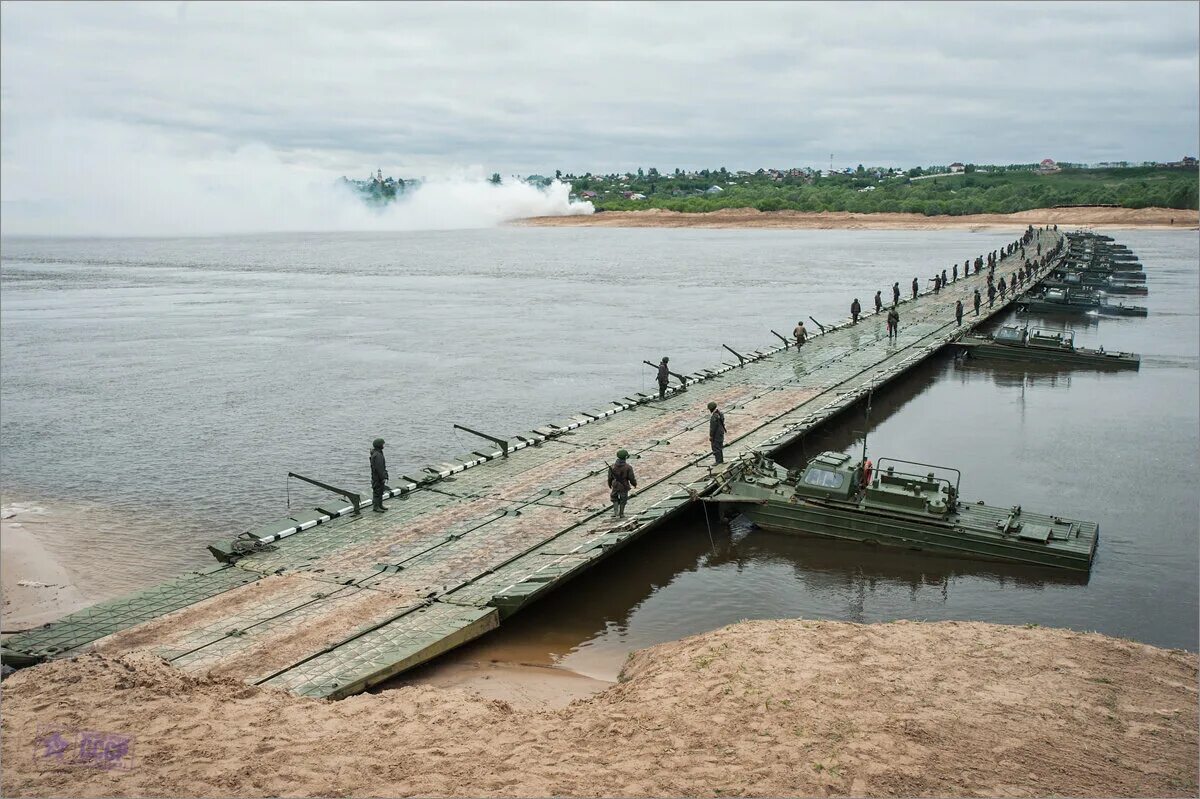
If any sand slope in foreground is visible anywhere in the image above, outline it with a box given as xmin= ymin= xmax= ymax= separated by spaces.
xmin=2 ymin=619 xmax=1196 ymax=798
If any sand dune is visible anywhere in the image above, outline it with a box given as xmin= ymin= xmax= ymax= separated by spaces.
xmin=2 ymin=619 xmax=1195 ymax=797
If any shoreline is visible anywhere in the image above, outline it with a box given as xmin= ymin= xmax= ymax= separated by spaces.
xmin=1 ymin=619 xmax=1195 ymax=797
xmin=1 ymin=504 xmax=92 ymax=632
xmin=515 ymin=205 xmax=1198 ymax=230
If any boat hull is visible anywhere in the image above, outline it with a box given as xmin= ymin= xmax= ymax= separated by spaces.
xmin=739 ymin=498 xmax=1098 ymax=572
xmin=958 ymin=339 xmax=1139 ymax=369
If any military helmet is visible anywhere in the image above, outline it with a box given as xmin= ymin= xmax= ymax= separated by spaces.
xmin=707 ymin=402 xmax=717 ymax=411
xmin=662 ymin=356 xmax=669 ymax=362
xmin=373 ymin=438 xmax=385 ymax=449
xmin=616 ymin=449 xmax=629 ymax=460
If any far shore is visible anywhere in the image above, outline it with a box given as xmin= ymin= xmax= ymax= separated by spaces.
xmin=515 ymin=205 xmax=1198 ymax=230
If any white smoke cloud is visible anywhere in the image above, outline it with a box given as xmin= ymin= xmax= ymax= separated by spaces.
xmin=0 ymin=119 xmax=592 ymax=237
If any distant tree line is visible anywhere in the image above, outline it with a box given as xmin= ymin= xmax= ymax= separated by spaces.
xmin=566 ymin=165 xmax=1198 ymax=215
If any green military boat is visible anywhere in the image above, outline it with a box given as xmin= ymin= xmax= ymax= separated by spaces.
xmin=1043 ymin=272 xmax=1147 ymax=296
xmin=957 ymin=325 xmax=1139 ymax=369
xmin=711 ymin=451 xmax=1099 ymax=572
xmin=1018 ymin=288 xmax=1148 ymax=317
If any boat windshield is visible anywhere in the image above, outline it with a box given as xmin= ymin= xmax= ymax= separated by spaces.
xmin=994 ymin=327 xmax=1024 ymax=343
xmin=803 ymin=467 xmax=845 ymax=490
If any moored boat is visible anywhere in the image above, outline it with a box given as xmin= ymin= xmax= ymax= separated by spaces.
xmin=710 ymin=452 xmax=1099 ymax=571
xmin=956 ymin=325 xmax=1139 ymax=369
xmin=1017 ymin=288 xmax=1147 ymax=317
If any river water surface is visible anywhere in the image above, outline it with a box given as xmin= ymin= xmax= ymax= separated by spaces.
xmin=1 ymin=228 xmax=1196 ymax=676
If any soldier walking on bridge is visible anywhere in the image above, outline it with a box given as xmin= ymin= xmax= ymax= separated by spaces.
xmin=973 ymin=288 xmax=982 ymax=316
xmin=886 ymin=307 xmax=899 ymax=341
xmin=892 ymin=281 xmax=900 ymax=307
xmin=912 ymin=277 xmax=919 ymax=299
xmin=708 ymin=402 xmax=727 ymax=465
xmin=998 ymin=276 xmax=1007 ymax=300
xmin=987 ymin=282 xmax=996 ymax=308
xmin=656 ymin=357 xmax=671 ymax=400
xmin=955 ymin=299 xmax=964 ymax=327
xmin=607 ymin=449 xmax=637 ymax=519
xmin=851 ymin=298 xmax=861 ymax=324
xmin=793 ymin=320 xmax=807 ymax=347
xmin=370 ymin=438 xmax=389 ymax=513
xmin=874 ymin=291 xmax=883 ymax=314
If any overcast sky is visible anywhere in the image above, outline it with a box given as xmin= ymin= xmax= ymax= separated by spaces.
xmin=1 ymin=1 xmax=1197 ymax=227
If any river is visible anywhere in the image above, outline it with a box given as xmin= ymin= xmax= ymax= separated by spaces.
xmin=1 ymin=227 xmax=1196 ymax=675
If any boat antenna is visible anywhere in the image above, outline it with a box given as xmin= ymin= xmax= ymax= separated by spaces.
xmin=861 ymin=385 xmax=873 ymax=466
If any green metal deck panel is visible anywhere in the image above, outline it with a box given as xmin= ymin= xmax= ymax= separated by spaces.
xmin=257 ymin=601 xmax=499 ymax=698
xmin=8 ymin=230 xmax=1069 ymax=696
xmin=165 ymin=585 xmax=416 ymax=683
xmin=1 ymin=566 xmax=262 ymax=659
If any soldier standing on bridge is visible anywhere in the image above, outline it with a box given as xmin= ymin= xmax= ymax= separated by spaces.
xmin=708 ymin=402 xmax=727 ymax=465
xmin=874 ymin=291 xmax=883 ymax=314
xmin=987 ymin=282 xmax=996 ymax=308
xmin=941 ymin=268 xmax=948 ymax=287
xmin=850 ymin=298 xmax=862 ymax=324
xmin=886 ymin=307 xmax=899 ymax=341
xmin=955 ymin=299 xmax=964 ymax=327
xmin=370 ymin=438 xmax=389 ymax=513
xmin=607 ymin=449 xmax=637 ymax=519
xmin=892 ymin=281 xmax=900 ymax=307
xmin=656 ymin=357 xmax=671 ymax=400
xmin=952 ymin=263 xmax=958 ymax=282
xmin=793 ymin=320 xmax=807 ymax=347
xmin=912 ymin=277 xmax=919 ymax=299
xmin=973 ymin=288 xmax=982 ymax=316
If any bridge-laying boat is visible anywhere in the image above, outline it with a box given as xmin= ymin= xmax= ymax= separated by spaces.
xmin=1018 ymin=288 xmax=1148 ymax=317
xmin=956 ymin=325 xmax=1139 ymax=369
xmin=710 ymin=451 xmax=1099 ymax=572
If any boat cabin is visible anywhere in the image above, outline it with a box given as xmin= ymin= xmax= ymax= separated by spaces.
xmin=992 ymin=325 xmax=1028 ymax=345
xmin=1027 ymin=328 xmax=1075 ymax=351
xmin=793 ymin=452 xmax=860 ymax=501
xmin=793 ymin=452 xmax=961 ymax=517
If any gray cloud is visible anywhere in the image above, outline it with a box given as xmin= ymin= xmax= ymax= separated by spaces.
xmin=1 ymin=0 xmax=1196 ymax=226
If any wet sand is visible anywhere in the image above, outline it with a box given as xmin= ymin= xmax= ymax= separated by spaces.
xmin=516 ymin=205 xmax=1197 ymax=230
xmin=1 ymin=619 xmax=1195 ymax=797
xmin=1 ymin=505 xmax=91 ymax=631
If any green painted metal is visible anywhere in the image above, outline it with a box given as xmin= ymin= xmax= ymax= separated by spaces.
xmin=958 ymin=326 xmax=1139 ymax=369
xmin=1 ymin=566 xmax=261 ymax=659
xmin=716 ymin=451 xmax=1098 ymax=572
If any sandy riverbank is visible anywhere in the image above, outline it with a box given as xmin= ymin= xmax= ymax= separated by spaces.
xmin=1 ymin=505 xmax=92 ymax=631
xmin=516 ymin=206 xmax=1198 ymax=230
xmin=2 ymin=619 xmax=1195 ymax=797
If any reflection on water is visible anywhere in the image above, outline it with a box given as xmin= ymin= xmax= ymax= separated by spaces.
xmin=430 ymin=231 xmax=1198 ymax=679
xmin=1 ymin=229 xmax=1196 ymax=668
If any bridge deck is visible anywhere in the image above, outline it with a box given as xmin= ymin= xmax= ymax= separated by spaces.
xmin=2 ymin=229 xmax=1062 ymax=697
